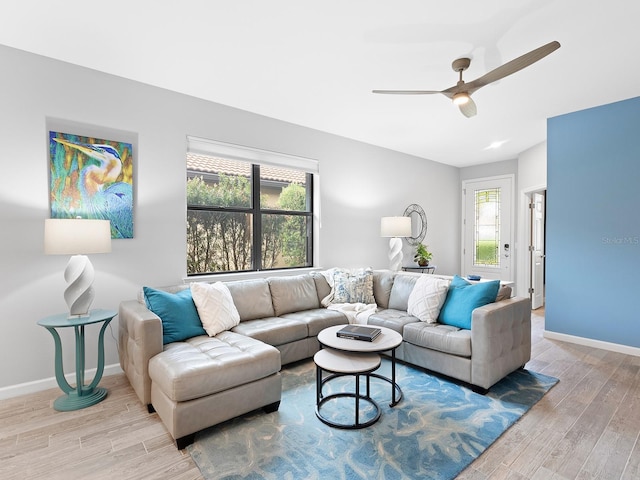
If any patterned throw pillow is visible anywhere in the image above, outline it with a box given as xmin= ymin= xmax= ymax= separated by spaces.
xmin=332 ymin=268 xmax=376 ymax=304
xmin=191 ymin=282 xmax=241 ymax=337
xmin=407 ymin=275 xmax=451 ymax=323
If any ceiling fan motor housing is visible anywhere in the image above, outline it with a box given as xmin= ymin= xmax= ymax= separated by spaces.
xmin=452 ymin=58 xmax=471 ymax=72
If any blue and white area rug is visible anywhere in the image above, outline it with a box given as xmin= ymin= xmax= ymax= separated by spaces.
xmin=188 ymin=359 xmax=557 ymax=480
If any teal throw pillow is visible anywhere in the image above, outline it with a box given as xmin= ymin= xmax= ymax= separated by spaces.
xmin=438 ymin=275 xmax=500 ymax=330
xmin=143 ymin=287 xmax=206 ymax=344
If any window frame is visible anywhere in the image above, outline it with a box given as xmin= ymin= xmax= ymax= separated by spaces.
xmin=186 ymin=137 xmax=318 ymax=276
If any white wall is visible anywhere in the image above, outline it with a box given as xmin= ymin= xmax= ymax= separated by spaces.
xmin=518 ymin=142 xmax=547 ymax=188
xmin=459 ymin=158 xmax=518 ymax=182
xmin=516 ymin=142 xmax=547 ymax=297
xmin=0 ymin=45 xmax=460 ymax=395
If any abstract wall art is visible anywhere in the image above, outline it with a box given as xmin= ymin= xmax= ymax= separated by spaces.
xmin=49 ymin=131 xmax=134 ymax=238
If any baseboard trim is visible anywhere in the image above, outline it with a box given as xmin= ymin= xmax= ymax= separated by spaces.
xmin=544 ymin=330 xmax=640 ymax=357
xmin=0 ymin=363 xmax=124 ymax=401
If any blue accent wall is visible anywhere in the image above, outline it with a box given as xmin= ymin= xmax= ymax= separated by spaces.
xmin=547 ymin=97 xmax=640 ymax=347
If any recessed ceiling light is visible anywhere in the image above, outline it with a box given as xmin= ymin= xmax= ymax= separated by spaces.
xmin=485 ymin=140 xmax=508 ymax=150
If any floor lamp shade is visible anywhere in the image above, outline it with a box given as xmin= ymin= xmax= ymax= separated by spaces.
xmin=45 ymin=219 xmax=112 ymax=317
xmin=381 ymin=216 xmax=411 ymax=271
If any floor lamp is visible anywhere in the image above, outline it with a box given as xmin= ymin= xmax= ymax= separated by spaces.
xmin=381 ymin=216 xmax=412 ymax=271
xmin=44 ymin=218 xmax=112 ymax=318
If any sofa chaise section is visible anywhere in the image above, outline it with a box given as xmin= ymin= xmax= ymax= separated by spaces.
xmin=148 ymin=331 xmax=281 ymax=449
xmin=119 ymin=275 xmax=349 ymax=448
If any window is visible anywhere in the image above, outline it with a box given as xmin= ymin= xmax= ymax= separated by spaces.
xmin=474 ymin=188 xmax=500 ymax=267
xmin=186 ymin=138 xmax=316 ymax=275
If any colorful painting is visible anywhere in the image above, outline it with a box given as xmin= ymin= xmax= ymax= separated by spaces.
xmin=49 ymin=131 xmax=134 ymax=239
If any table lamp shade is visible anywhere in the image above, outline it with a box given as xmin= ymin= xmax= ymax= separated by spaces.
xmin=45 ymin=219 xmax=112 ymax=255
xmin=44 ymin=219 xmax=111 ymax=317
xmin=380 ymin=216 xmax=411 ymax=271
xmin=380 ymin=216 xmax=411 ymax=238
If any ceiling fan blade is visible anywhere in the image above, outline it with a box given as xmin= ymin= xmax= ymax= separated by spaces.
xmin=465 ymin=40 xmax=560 ymax=94
xmin=372 ymin=89 xmax=442 ymax=95
xmin=459 ymin=97 xmax=477 ymax=118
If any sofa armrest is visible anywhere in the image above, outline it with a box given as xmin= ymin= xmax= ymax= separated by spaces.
xmin=470 ymin=296 xmax=531 ymax=390
xmin=118 ymin=299 xmax=163 ymax=406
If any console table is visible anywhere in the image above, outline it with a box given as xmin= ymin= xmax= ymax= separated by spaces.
xmin=38 ymin=309 xmax=117 ymax=411
xmin=402 ymin=265 xmax=437 ymax=274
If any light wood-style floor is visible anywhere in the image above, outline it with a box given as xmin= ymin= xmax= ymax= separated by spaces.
xmin=2 ymin=309 xmax=639 ymax=479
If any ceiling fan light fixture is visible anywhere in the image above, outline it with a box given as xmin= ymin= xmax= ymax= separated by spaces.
xmin=372 ymin=41 xmax=559 ymax=118
xmin=453 ymin=92 xmax=470 ymax=105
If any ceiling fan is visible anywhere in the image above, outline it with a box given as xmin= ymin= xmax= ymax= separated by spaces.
xmin=372 ymin=40 xmax=560 ymax=118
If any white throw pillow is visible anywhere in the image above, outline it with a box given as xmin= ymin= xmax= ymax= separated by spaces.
xmin=407 ymin=275 xmax=450 ymax=323
xmin=190 ymin=282 xmax=240 ymax=336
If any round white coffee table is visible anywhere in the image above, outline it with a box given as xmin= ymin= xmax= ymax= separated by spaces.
xmin=317 ymin=325 xmax=403 ymax=407
xmin=314 ymin=349 xmax=382 ymax=429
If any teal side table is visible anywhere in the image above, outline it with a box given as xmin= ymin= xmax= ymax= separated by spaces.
xmin=38 ymin=309 xmax=117 ymax=411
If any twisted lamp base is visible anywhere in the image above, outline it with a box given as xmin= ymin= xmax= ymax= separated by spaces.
xmin=388 ymin=237 xmax=403 ymax=271
xmin=63 ymin=254 xmax=96 ymax=318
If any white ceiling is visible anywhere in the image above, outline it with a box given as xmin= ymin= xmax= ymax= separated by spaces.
xmin=2 ymin=0 xmax=639 ymax=167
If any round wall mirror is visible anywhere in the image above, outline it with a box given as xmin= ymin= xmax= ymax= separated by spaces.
xmin=403 ymin=204 xmax=427 ymax=246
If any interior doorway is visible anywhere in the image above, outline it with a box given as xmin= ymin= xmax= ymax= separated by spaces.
xmin=528 ymin=190 xmax=546 ymax=309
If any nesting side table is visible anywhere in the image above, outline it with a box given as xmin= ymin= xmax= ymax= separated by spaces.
xmin=37 ymin=309 xmax=117 ymax=411
xmin=314 ymin=348 xmax=382 ymax=429
xmin=317 ymin=325 xmax=403 ymax=407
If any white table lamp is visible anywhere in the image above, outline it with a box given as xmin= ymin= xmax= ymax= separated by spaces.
xmin=45 ymin=218 xmax=112 ymax=318
xmin=381 ymin=216 xmax=411 ymax=271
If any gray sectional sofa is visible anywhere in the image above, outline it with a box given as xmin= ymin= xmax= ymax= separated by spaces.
xmin=118 ymin=270 xmax=531 ymax=448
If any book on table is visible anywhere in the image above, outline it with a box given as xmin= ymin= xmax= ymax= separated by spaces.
xmin=336 ymin=325 xmax=382 ymax=342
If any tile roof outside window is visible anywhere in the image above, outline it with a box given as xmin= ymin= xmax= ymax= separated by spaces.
xmin=187 ymin=153 xmax=306 ymax=184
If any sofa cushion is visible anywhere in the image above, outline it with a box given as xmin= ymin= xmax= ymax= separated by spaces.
xmin=149 ymin=331 xmax=281 ymax=402
xmin=190 ymin=282 xmax=240 ymax=336
xmin=231 ymin=317 xmax=308 ymax=346
xmin=143 ymin=286 xmax=206 ymax=344
xmin=373 ymin=270 xmax=395 ymax=309
xmin=403 ymin=322 xmax=472 ymax=357
xmin=137 ymin=284 xmax=188 ymax=304
xmin=367 ymin=309 xmax=419 ymax=335
xmin=438 ymin=276 xmax=500 ymax=330
xmin=268 ymin=275 xmax=319 ymax=316
xmin=226 ymin=278 xmax=275 ymax=321
xmin=332 ymin=268 xmax=376 ymax=304
xmin=387 ymin=274 xmax=418 ymax=311
xmin=407 ymin=275 xmax=450 ymax=323
xmin=311 ymin=271 xmax=332 ymax=306
xmin=280 ymin=309 xmax=348 ymax=337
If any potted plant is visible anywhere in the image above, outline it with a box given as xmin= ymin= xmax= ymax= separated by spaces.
xmin=414 ymin=243 xmax=433 ymax=266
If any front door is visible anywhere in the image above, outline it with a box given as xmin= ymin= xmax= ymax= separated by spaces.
xmin=462 ymin=176 xmax=514 ymax=281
